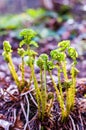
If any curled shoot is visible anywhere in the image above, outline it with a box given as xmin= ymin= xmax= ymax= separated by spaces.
xmin=2 ymin=41 xmax=20 ymax=89
xmin=19 ymin=29 xmax=42 ymax=116
xmin=37 ymin=53 xmax=48 ymax=120
xmin=50 ymin=40 xmax=79 ymax=120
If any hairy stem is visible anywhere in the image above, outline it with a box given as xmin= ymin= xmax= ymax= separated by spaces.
xmin=71 ymin=65 xmax=76 ymax=108
xmin=40 ymin=69 xmax=43 ymax=89
xmin=21 ymin=57 xmax=25 ymax=83
xmin=7 ymin=55 xmax=19 ymax=87
xmin=30 ymin=63 xmax=42 ymax=117
xmin=66 ymin=65 xmax=76 ymax=114
xmin=61 ymin=61 xmax=68 ymax=81
xmin=41 ymin=63 xmax=47 ymax=120
xmin=49 ymin=70 xmax=67 ymax=120
xmin=49 ymin=70 xmax=60 ymax=96
xmin=57 ymin=66 xmax=63 ymax=98
xmin=47 ymin=98 xmax=54 ymax=114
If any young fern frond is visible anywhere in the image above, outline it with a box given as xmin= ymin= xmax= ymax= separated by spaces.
xmin=50 ymin=40 xmax=79 ymax=120
xmin=37 ymin=54 xmax=48 ymax=120
xmin=19 ymin=29 xmax=42 ymax=117
xmin=50 ymin=49 xmax=65 ymax=97
xmin=58 ymin=40 xmax=70 ymax=81
xmin=66 ymin=47 xmax=79 ymax=111
xmin=50 ymin=49 xmax=68 ymax=119
xmin=58 ymin=40 xmax=70 ymax=51
xmin=26 ymin=51 xmax=42 ymax=118
xmin=3 ymin=41 xmax=20 ymax=88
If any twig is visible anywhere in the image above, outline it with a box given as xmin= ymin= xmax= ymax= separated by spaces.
xmin=21 ymin=88 xmax=38 ymax=107
xmin=21 ymin=88 xmax=34 ymax=96
xmin=24 ymin=122 xmax=30 ymax=130
xmin=20 ymin=95 xmax=31 ymax=130
xmin=7 ymin=104 xmax=16 ymax=112
xmin=25 ymin=94 xmax=31 ymax=129
xmin=20 ymin=101 xmax=27 ymax=121
xmin=39 ymin=122 xmax=42 ymax=130
xmin=29 ymin=113 xmax=37 ymax=124
xmin=76 ymin=124 xmax=79 ymax=130
xmin=4 ymin=90 xmax=18 ymax=101
xmin=78 ymin=110 xmax=84 ymax=130
xmin=69 ymin=115 xmax=76 ymax=130
xmin=29 ymin=93 xmax=38 ymax=107
xmin=25 ymin=94 xmax=30 ymax=121
xmin=13 ymin=109 xmax=17 ymax=123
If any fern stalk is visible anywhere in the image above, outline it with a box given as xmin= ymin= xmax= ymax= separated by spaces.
xmin=41 ymin=63 xmax=47 ymax=120
xmin=61 ymin=61 xmax=68 ymax=81
xmin=7 ymin=55 xmax=19 ymax=87
xmin=49 ymin=70 xmax=67 ymax=120
xmin=30 ymin=63 xmax=42 ymax=117
xmin=21 ymin=57 xmax=25 ymax=83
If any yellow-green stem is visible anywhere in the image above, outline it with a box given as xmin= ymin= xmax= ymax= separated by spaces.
xmin=30 ymin=63 xmax=42 ymax=117
xmin=66 ymin=65 xmax=76 ymax=114
xmin=57 ymin=66 xmax=63 ymax=98
xmin=61 ymin=61 xmax=68 ymax=81
xmin=27 ymin=44 xmax=42 ymax=117
xmin=21 ymin=57 xmax=25 ymax=83
xmin=71 ymin=66 xmax=76 ymax=108
xmin=40 ymin=69 xmax=43 ymax=89
xmin=57 ymin=66 xmax=67 ymax=120
xmin=49 ymin=70 xmax=67 ymax=120
xmin=49 ymin=70 xmax=60 ymax=96
xmin=40 ymin=69 xmax=44 ymax=119
xmin=41 ymin=63 xmax=47 ymax=120
xmin=47 ymin=98 xmax=53 ymax=114
xmin=7 ymin=55 xmax=19 ymax=87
